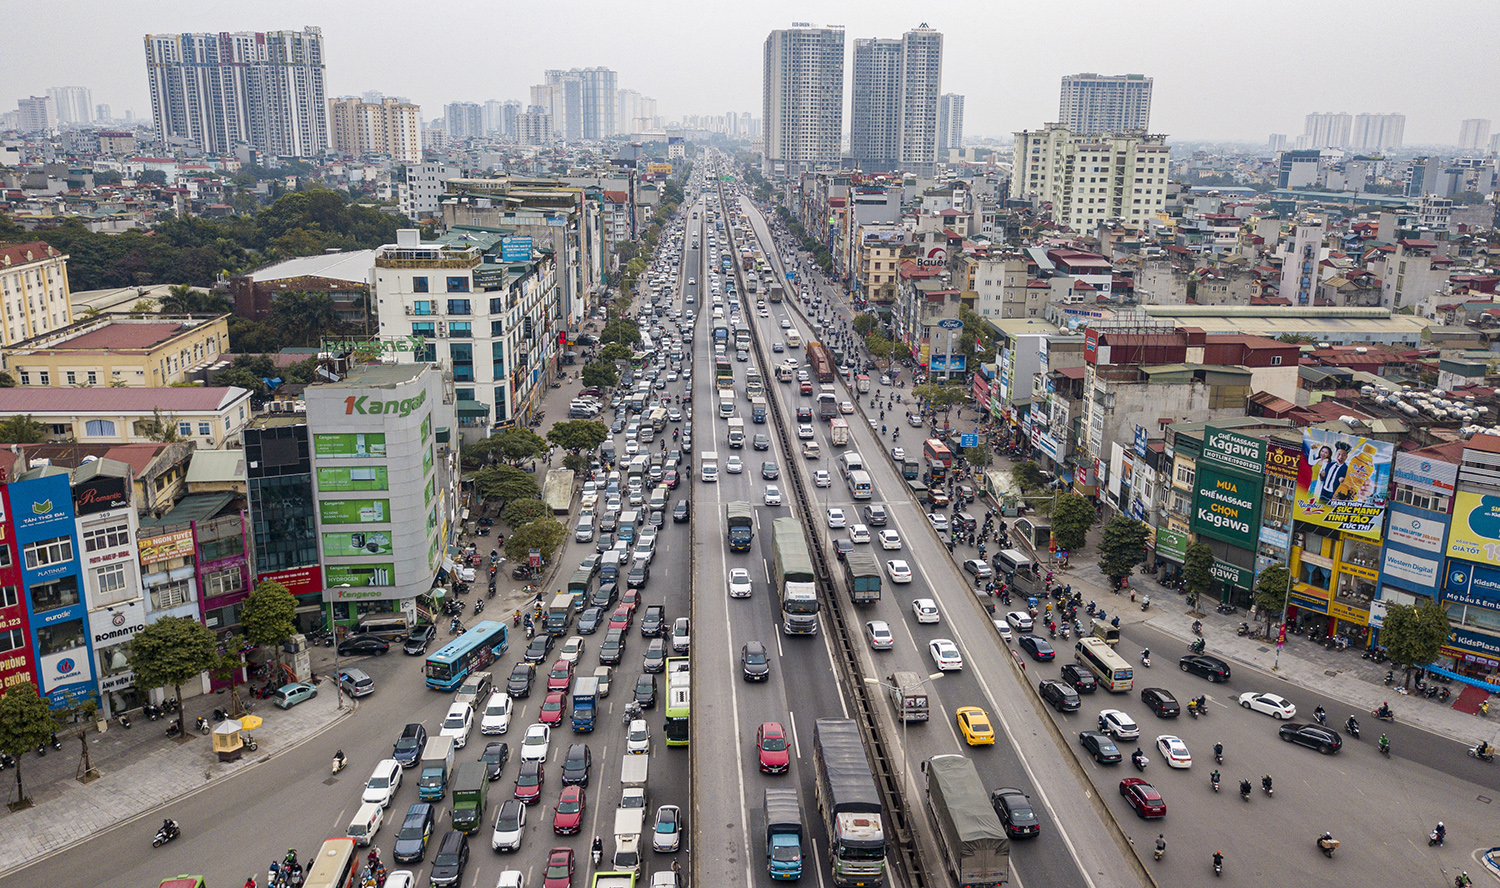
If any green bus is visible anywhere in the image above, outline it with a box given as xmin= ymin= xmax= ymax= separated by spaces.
xmin=663 ymin=656 xmax=690 ymax=747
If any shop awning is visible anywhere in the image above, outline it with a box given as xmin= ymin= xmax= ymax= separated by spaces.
xmin=457 ymin=399 xmax=490 ymax=417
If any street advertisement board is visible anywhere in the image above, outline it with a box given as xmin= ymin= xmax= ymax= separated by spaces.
xmin=1192 ymin=464 xmax=1263 ymax=548
xmin=325 ymin=563 xmax=395 ymax=587
xmin=257 ymin=565 xmax=323 ymax=598
xmin=1264 ymin=441 xmax=1301 ymax=482
xmin=1199 ymin=427 xmax=1267 ymax=476
xmin=313 ymin=432 xmax=386 ymax=459
xmin=1294 ymin=429 xmax=1393 ymax=538
xmin=1393 ymin=450 xmax=1457 ymax=496
xmin=316 ymin=466 xmax=389 ymax=492
xmin=139 ymin=529 xmax=195 ymax=566
xmin=1446 ymin=492 xmax=1500 ymax=567
xmin=501 ymin=236 xmax=533 ymax=262
xmin=319 ymin=499 xmax=390 ymax=525
xmin=322 ymin=531 xmax=394 ymax=556
xmin=1155 ymin=527 xmax=1190 ymax=562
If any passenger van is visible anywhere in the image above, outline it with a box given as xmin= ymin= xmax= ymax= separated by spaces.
xmin=993 ymin=549 xmax=1033 ymax=580
xmin=355 ymin=615 xmax=411 ymax=642
xmin=839 ymin=452 xmax=865 ymax=479
xmin=846 ymin=469 xmax=873 ymax=500
xmin=348 ymin=802 xmax=385 ymax=846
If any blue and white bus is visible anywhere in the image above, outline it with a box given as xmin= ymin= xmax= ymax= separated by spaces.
xmin=426 ymin=620 xmax=509 ymax=691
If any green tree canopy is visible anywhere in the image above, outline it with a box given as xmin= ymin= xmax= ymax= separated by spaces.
xmin=0 ymin=681 xmax=58 ymax=805
xmin=1012 ymin=460 xmax=1048 ymax=493
xmin=599 ymin=342 xmax=633 ymax=363
xmin=851 ymin=314 xmax=877 ymax=336
xmin=915 ymin=382 xmax=968 ymax=415
xmin=1253 ymin=563 xmax=1291 ymax=630
xmin=1098 ymin=516 xmax=1148 ymax=586
xmin=1051 ymin=493 xmax=1094 ymax=553
xmin=581 ymin=361 xmax=618 ymax=390
xmin=600 ymin=316 xmax=642 ymax=347
xmin=239 ymin=581 xmax=298 ymax=661
xmin=505 ymin=517 xmax=567 ymax=564
xmin=461 ymin=436 xmax=504 ymax=471
xmin=502 ymin=498 xmax=550 ymax=528
xmin=131 ymin=617 xmax=219 ymax=732
xmin=563 ymin=453 xmax=591 ymax=474
xmin=0 ymin=414 xmax=47 ymax=443
xmin=963 ymin=445 xmax=991 ymax=469
xmin=1183 ymin=542 xmax=1216 ymax=605
xmin=493 ymin=428 xmax=549 ymax=465
xmin=1381 ymin=600 xmax=1452 ymax=681
xmin=547 ymin=420 xmax=610 ymax=454
xmin=476 ymin=465 xmax=541 ymax=505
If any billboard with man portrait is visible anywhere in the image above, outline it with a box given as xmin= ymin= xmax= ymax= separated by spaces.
xmin=1294 ymin=428 xmax=1393 ymax=539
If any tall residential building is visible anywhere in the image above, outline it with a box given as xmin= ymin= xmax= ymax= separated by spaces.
xmin=1278 ymin=215 xmax=1326 ymax=306
xmin=762 ymin=24 xmax=846 ymax=179
xmin=1303 ymin=112 xmax=1352 ymax=149
xmin=616 ymin=89 xmax=659 ymax=134
xmin=444 ymin=102 xmax=483 ymax=142
xmin=1459 ymin=118 xmax=1492 ymax=153
xmin=1058 ymin=73 xmax=1152 ymax=134
xmin=1009 ymin=123 xmax=1170 ymax=229
xmin=328 ymin=96 xmax=421 ymax=162
xmin=938 ymin=93 xmax=964 ymax=155
xmin=16 ymin=96 xmax=56 ymax=133
xmin=850 ymin=26 xmax=942 ymax=176
xmin=482 ymin=100 xmax=521 ymax=138
xmin=536 ymin=68 xmax=615 ymax=141
xmin=144 ymin=27 xmax=327 ymax=158
xmin=516 ymin=110 xmax=553 ymax=145
xmin=1267 ymin=134 xmax=1288 ymax=154
xmin=46 ymin=87 xmax=93 ymax=126
xmin=1351 ymin=113 xmax=1405 ymax=152
xmin=0 ymin=242 xmax=73 ymax=346
xmin=399 ymin=163 xmax=462 ymax=219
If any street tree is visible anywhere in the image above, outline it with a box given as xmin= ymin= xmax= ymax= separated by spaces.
xmin=494 ymin=428 xmax=548 ymax=465
xmin=865 ymin=332 xmax=897 ymax=367
xmin=1183 ymin=542 xmax=1216 ymax=609
xmin=475 ymin=465 xmax=540 ymax=506
xmin=1098 ymin=516 xmax=1148 ymax=589
xmin=1381 ymin=601 xmax=1452 ymax=685
xmin=209 ymin=634 xmax=253 ymax=718
xmin=1051 ymin=493 xmax=1094 ymax=553
xmin=581 ymin=361 xmax=618 ymax=390
xmin=963 ymin=445 xmax=991 ymax=469
xmin=1253 ymin=563 xmax=1291 ymax=633
xmin=239 ymin=580 xmax=298 ymax=673
xmin=599 ymin=342 xmax=633 ymax=363
xmin=851 ymin=314 xmax=877 ymax=336
xmin=460 ymin=436 xmax=503 ymax=470
xmin=915 ymin=382 xmax=968 ymax=420
xmin=502 ymin=498 xmax=550 ymax=529
xmin=563 ymin=453 xmax=591 ymax=474
xmin=0 ymin=682 xmax=57 ymax=807
xmin=0 ymin=414 xmax=47 ymax=443
xmin=547 ymin=420 xmax=609 ymax=454
xmin=505 ymin=517 xmax=567 ymax=564
xmin=1013 ymin=460 xmax=1048 ymax=492
xmin=130 ymin=616 xmax=219 ymax=735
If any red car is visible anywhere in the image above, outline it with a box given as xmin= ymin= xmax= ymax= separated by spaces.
xmin=800 ymin=381 xmax=813 ymax=395
xmin=608 ymin=605 xmax=633 ymax=631
xmin=539 ymin=691 xmax=566 ymax=726
xmin=1119 ymin=778 xmax=1166 ymax=819
xmin=547 ymin=659 xmax=574 ymax=693
xmin=664 ymin=469 xmax=679 ymax=489
xmin=515 ymin=760 xmax=544 ymax=804
xmin=620 ymin=589 xmax=641 ymax=612
xmin=757 ymin=721 xmax=790 ymax=774
xmin=543 ymin=847 xmax=575 ymax=888
xmin=552 ymin=785 xmax=586 ymax=835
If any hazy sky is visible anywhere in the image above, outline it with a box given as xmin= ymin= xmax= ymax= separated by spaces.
xmin=5 ymin=0 xmax=1497 ymax=145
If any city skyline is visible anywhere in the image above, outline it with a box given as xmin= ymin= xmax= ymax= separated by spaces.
xmin=2 ymin=0 xmax=1499 ymax=144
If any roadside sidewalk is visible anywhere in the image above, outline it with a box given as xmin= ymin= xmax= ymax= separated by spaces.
xmin=0 ymin=644 xmax=353 ymax=876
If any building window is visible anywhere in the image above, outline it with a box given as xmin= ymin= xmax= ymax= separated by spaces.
xmin=412 ymin=300 xmax=433 ymax=316
xmin=449 ymin=322 xmax=472 ymax=338
xmin=87 ymin=371 xmax=97 ymax=384
xmin=491 ymin=320 xmax=505 ymax=336
xmin=412 ymin=276 xmax=429 ymax=293
xmin=198 ymin=422 xmax=212 ymax=436
xmin=447 ymin=299 xmax=471 ymax=315
xmin=446 ymin=276 xmax=470 ymax=293
xmin=84 ymin=419 xmax=116 ymax=437
xmin=0 ymin=585 xmax=16 ymax=608
xmin=38 ymin=371 xmax=49 ymax=385
xmin=149 ymin=579 xmax=193 ymax=610
xmin=204 ymin=565 xmax=244 ymax=597
xmin=18 ymin=373 xmax=29 ymax=385
xmin=95 ymin=563 xmax=129 ymax=599
xmin=23 ymin=536 xmax=74 ymax=571
xmin=30 ymin=575 xmax=80 ymax=612
xmin=1271 ymin=355 xmax=1282 ymax=365
xmin=66 ymin=371 xmax=76 ymax=385
xmin=412 ymin=322 xmax=435 ymax=338
xmin=178 ymin=422 xmax=193 ymax=436
xmin=82 ymin=524 xmax=129 ymax=552
xmin=489 ymin=297 xmax=504 ymax=314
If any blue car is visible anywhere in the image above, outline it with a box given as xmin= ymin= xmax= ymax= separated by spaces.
xmin=273 ymin=682 xmax=317 ymax=709
xmin=1018 ymin=635 xmax=1056 ymax=662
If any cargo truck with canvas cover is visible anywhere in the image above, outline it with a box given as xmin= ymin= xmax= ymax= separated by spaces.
xmin=812 ymin=718 xmax=885 ymax=887
xmin=772 ymin=518 xmax=819 ymax=635
xmin=923 ymin=755 xmax=1008 ymax=888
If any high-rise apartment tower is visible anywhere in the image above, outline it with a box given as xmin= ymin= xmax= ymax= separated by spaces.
xmin=1058 ymin=73 xmax=1152 ymax=134
xmin=762 ymin=24 xmax=845 ymax=179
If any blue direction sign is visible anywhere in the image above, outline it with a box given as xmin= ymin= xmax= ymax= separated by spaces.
xmin=937 ymin=318 xmax=964 ymax=330
xmin=961 ymin=433 xmax=979 ymax=448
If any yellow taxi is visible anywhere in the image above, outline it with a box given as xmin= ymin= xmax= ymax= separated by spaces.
xmin=956 ymin=706 xmax=996 ymax=746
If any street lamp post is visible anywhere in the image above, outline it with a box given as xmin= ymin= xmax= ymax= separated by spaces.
xmin=863 ymin=673 xmax=944 ymax=795
xmin=324 ymin=584 xmax=352 ymax=710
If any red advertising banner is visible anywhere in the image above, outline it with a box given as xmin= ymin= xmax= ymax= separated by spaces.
xmin=257 ymin=565 xmax=324 ymax=598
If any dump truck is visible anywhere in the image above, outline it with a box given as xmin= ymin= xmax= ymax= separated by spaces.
xmin=807 ymin=342 xmax=835 ymax=383
xmin=765 ymin=787 xmax=805 ymax=880
xmin=450 ymin=760 xmax=488 ymax=834
xmin=923 ymin=755 xmax=1009 ymax=888
xmin=812 ymin=719 xmax=886 ymax=887
xmin=417 ymin=736 xmax=455 ymax=800
xmin=840 ymin=550 xmax=882 ymax=605
xmin=571 ymin=675 xmax=599 ymax=732
xmin=727 ymin=501 xmax=755 ymax=552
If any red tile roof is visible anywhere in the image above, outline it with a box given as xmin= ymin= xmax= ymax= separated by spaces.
xmin=51 ymin=322 xmax=193 ymax=351
xmin=0 ymin=387 xmax=247 ymax=414
xmin=0 ymin=242 xmax=63 ymax=266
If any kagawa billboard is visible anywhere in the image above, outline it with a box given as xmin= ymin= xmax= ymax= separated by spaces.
xmin=1294 ymin=429 xmax=1393 ymax=539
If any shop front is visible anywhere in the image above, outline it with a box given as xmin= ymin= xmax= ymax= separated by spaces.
xmin=1152 ymin=526 xmax=1189 ymax=583
xmin=1438 ymin=561 xmax=1500 ymax=686
xmin=89 ymin=599 xmax=145 ymax=717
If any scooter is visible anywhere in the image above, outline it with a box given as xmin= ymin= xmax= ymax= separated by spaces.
xmin=1189 ymin=638 xmax=1206 ymax=654
xmin=152 ymin=820 xmax=180 ymax=848
xmin=332 ymin=751 xmax=347 ymax=774
xmin=1469 ymin=744 xmax=1495 ymax=763
xmin=1372 ymin=708 xmax=1396 ymax=723
xmin=195 ymin=716 xmax=211 ymax=735
xmin=1140 ymin=654 xmax=1152 ymax=668
xmin=1131 ymin=752 xmax=1148 ymax=772
xmin=118 ymin=712 xmax=132 ymax=729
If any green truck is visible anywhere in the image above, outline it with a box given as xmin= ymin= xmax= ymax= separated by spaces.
xmin=840 ymin=550 xmax=881 ymax=605
xmin=923 ymin=755 xmax=1009 ymax=888
xmin=450 ymin=761 xmax=488 ymax=834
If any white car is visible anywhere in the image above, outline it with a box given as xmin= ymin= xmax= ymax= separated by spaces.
xmin=558 ymin=636 xmax=586 ymax=665
xmin=728 ymin=568 xmax=753 ymax=599
xmin=1098 ymin=709 xmax=1140 ymax=740
xmin=912 ymin=598 xmax=940 ymax=624
xmin=439 ymin=702 xmax=474 ymax=748
xmin=626 ymin=718 xmax=651 ymax=754
xmin=1155 ymin=735 xmax=1193 ymax=769
xmin=764 ymin=485 xmax=783 ymax=506
xmin=479 ymin=691 xmax=513 ymax=735
xmin=878 ymin=530 xmax=902 ymax=550
xmin=496 ymin=870 xmax=525 ymax=888
xmin=927 ymin=512 xmax=949 ymax=532
xmin=813 ymin=470 xmax=832 ymax=487
xmin=625 ymin=440 xmax=640 ymax=456
xmin=1237 ymin=692 xmax=1297 ymax=719
xmin=780 ymin=319 xmax=792 ymax=329
xmin=797 ymin=424 xmax=814 ymax=439
xmin=362 ymin=759 xmax=402 ymax=808
xmin=519 ymin=723 xmax=551 ymax=762
xmin=840 ymin=401 xmax=855 ymax=415
xmin=865 ymin=620 xmax=895 ymax=650
xmin=892 ymin=447 xmax=906 ymax=460
xmin=928 ymin=638 xmax=964 ymax=671
xmin=1006 ymin=611 xmax=1034 ymax=633
xmin=726 ymin=455 xmax=743 ymax=474
xmin=848 ymin=524 xmax=871 ymax=544
xmin=992 ymin=620 xmax=1013 ymax=641
xmin=827 ymin=507 xmax=848 ymax=528
xmin=491 ymin=800 xmax=526 ymax=852
xmin=887 ymin=560 xmax=913 ymax=583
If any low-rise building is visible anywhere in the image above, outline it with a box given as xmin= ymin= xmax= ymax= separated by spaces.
xmin=0 ymin=386 xmax=251 ymax=448
xmin=3 ymin=313 xmax=230 ymax=388
xmin=0 ymin=241 xmax=73 ymax=348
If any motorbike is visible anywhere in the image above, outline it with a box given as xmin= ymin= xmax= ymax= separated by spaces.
xmin=1210 ymin=773 xmax=1220 ymax=792
xmin=165 ymin=720 xmax=183 ymax=739
xmin=332 ymin=751 xmax=347 ymax=774
xmin=118 ymin=712 xmax=132 ymax=729
xmin=194 ymin=716 xmax=210 ymax=735
xmin=1261 ymin=776 xmax=1274 ymax=797
xmin=1469 ymin=744 xmax=1495 ymax=763
xmin=1131 ymin=751 xmax=1148 ymax=772
xmin=1345 ymin=718 xmax=1360 ymax=739
xmin=1213 ymin=853 xmax=1224 ymax=877
xmin=143 ymin=702 xmax=161 ymax=721
xmin=1379 ymin=738 xmax=1390 ymax=757
xmin=1239 ymin=781 xmax=1251 ymax=802
xmin=1372 ymin=708 xmax=1395 ymax=723
xmin=1317 ymin=835 xmax=1339 ymax=858
xmin=1187 ymin=701 xmax=1200 ymax=719
xmin=1192 ymin=621 xmax=1204 ymax=637
xmin=1153 ymin=839 xmax=1166 ymax=861
xmin=243 ymin=733 xmax=258 ymax=752
xmin=1140 ymin=654 xmax=1151 ymax=668
xmin=1429 ymin=829 xmax=1445 ymax=847
xmin=1140 ymin=597 xmax=1150 ymax=612
xmin=1313 ymin=708 xmax=1327 ymax=726
xmin=1216 ymin=603 xmax=1236 ymax=615
xmin=153 ymin=820 xmax=180 ymax=848
xmin=1237 ymin=622 xmax=1249 ymax=637
xmin=1190 ymin=639 xmax=1206 ymax=654
xmin=1384 ymin=670 xmax=1394 ymax=686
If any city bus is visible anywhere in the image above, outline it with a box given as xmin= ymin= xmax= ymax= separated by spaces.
xmin=159 ymin=879 xmax=208 ymax=888
xmin=302 ymin=837 xmax=360 ymax=888
xmin=663 ymin=657 xmax=690 ymax=747
xmin=425 ymin=620 xmax=509 ymax=691
xmin=1075 ymin=636 xmax=1134 ymax=692
xmin=923 ymin=437 xmax=954 ymax=480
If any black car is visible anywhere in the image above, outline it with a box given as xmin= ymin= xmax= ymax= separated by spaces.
xmin=634 ymin=674 xmax=658 ymax=709
xmin=392 ymin=802 xmax=436 ymax=862
xmin=643 ymin=638 xmax=668 ymax=673
xmin=523 ymin=634 xmax=554 ymax=663
xmin=480 ymin=741 xmax=510 ymax=781
xmin=1038 ymin=679 xmax=1080 ymax=712
xmin=1018 ymin=635 xmax=1056 ymax=662
xmin=641 ymin=605 xmax=667 ymax=637
xmin=1059 ymin=664 xmax=1098 ymax=694
xmin=833 ymin=539 xmax=854 ymax=560
xmin=1141 ymin=687 xmax=1181 ymax=718
xmin=672 ymin=500 xmax=691 ymax=523
xmin=577 ymin=607 xmax=604 ymax=635
xmin=600 ymin=630 xmax=626 ymax=665
xmin=752 ymin=434 xmax=771 ymax=451
xmin=507 ymin=662 xmax=536 ymax=698
xmin=990 ymin=787 xmax=1041 ymax=839
xmin=741 ymin=641 xmax=771 ymax=681
xmin=1279 ymin=722 xmax=1342 ymax=754
xmin=429 ymin=831 xmax=470 ymax=887
xmin=338 ymin=634 xmax=390 ymax=656
xmin=591 ymin=583 xmax=619 ymax=610
xmin=595 ymin=533 xmax=616 ymax=554
xmin=796 ymin=406 xmax=813 ymax=423
xmin=393 ymin=723 xmax=428 ymax=767
xmin=761 ymin=462 xmax=780 ymax=480
xmin=627 ymin=562 xmax=650 ymax=589
xmin=863 ymin=504 xmax=889 ymax=527
xmin=403 ymin=623 xmax=438 ymax=655
xmin=1179 ymin=653 xmax=1232 ymax=682
xmin=560 ymin=743 xmax=592 ymax=785
xmin=1078 ymin=730 xmax=1122 ymax=764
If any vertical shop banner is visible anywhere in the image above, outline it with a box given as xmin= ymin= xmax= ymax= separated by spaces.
xmin=1446 ymin=492 xmax=1500 ymax=566
xmin=1192 ymin=465 xmax=1263 ymax=547
xmin=1294 ymin=429 xmax=1393 ymax=538
xmin=1155 ymin=527 xmax=1190 ymax=562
